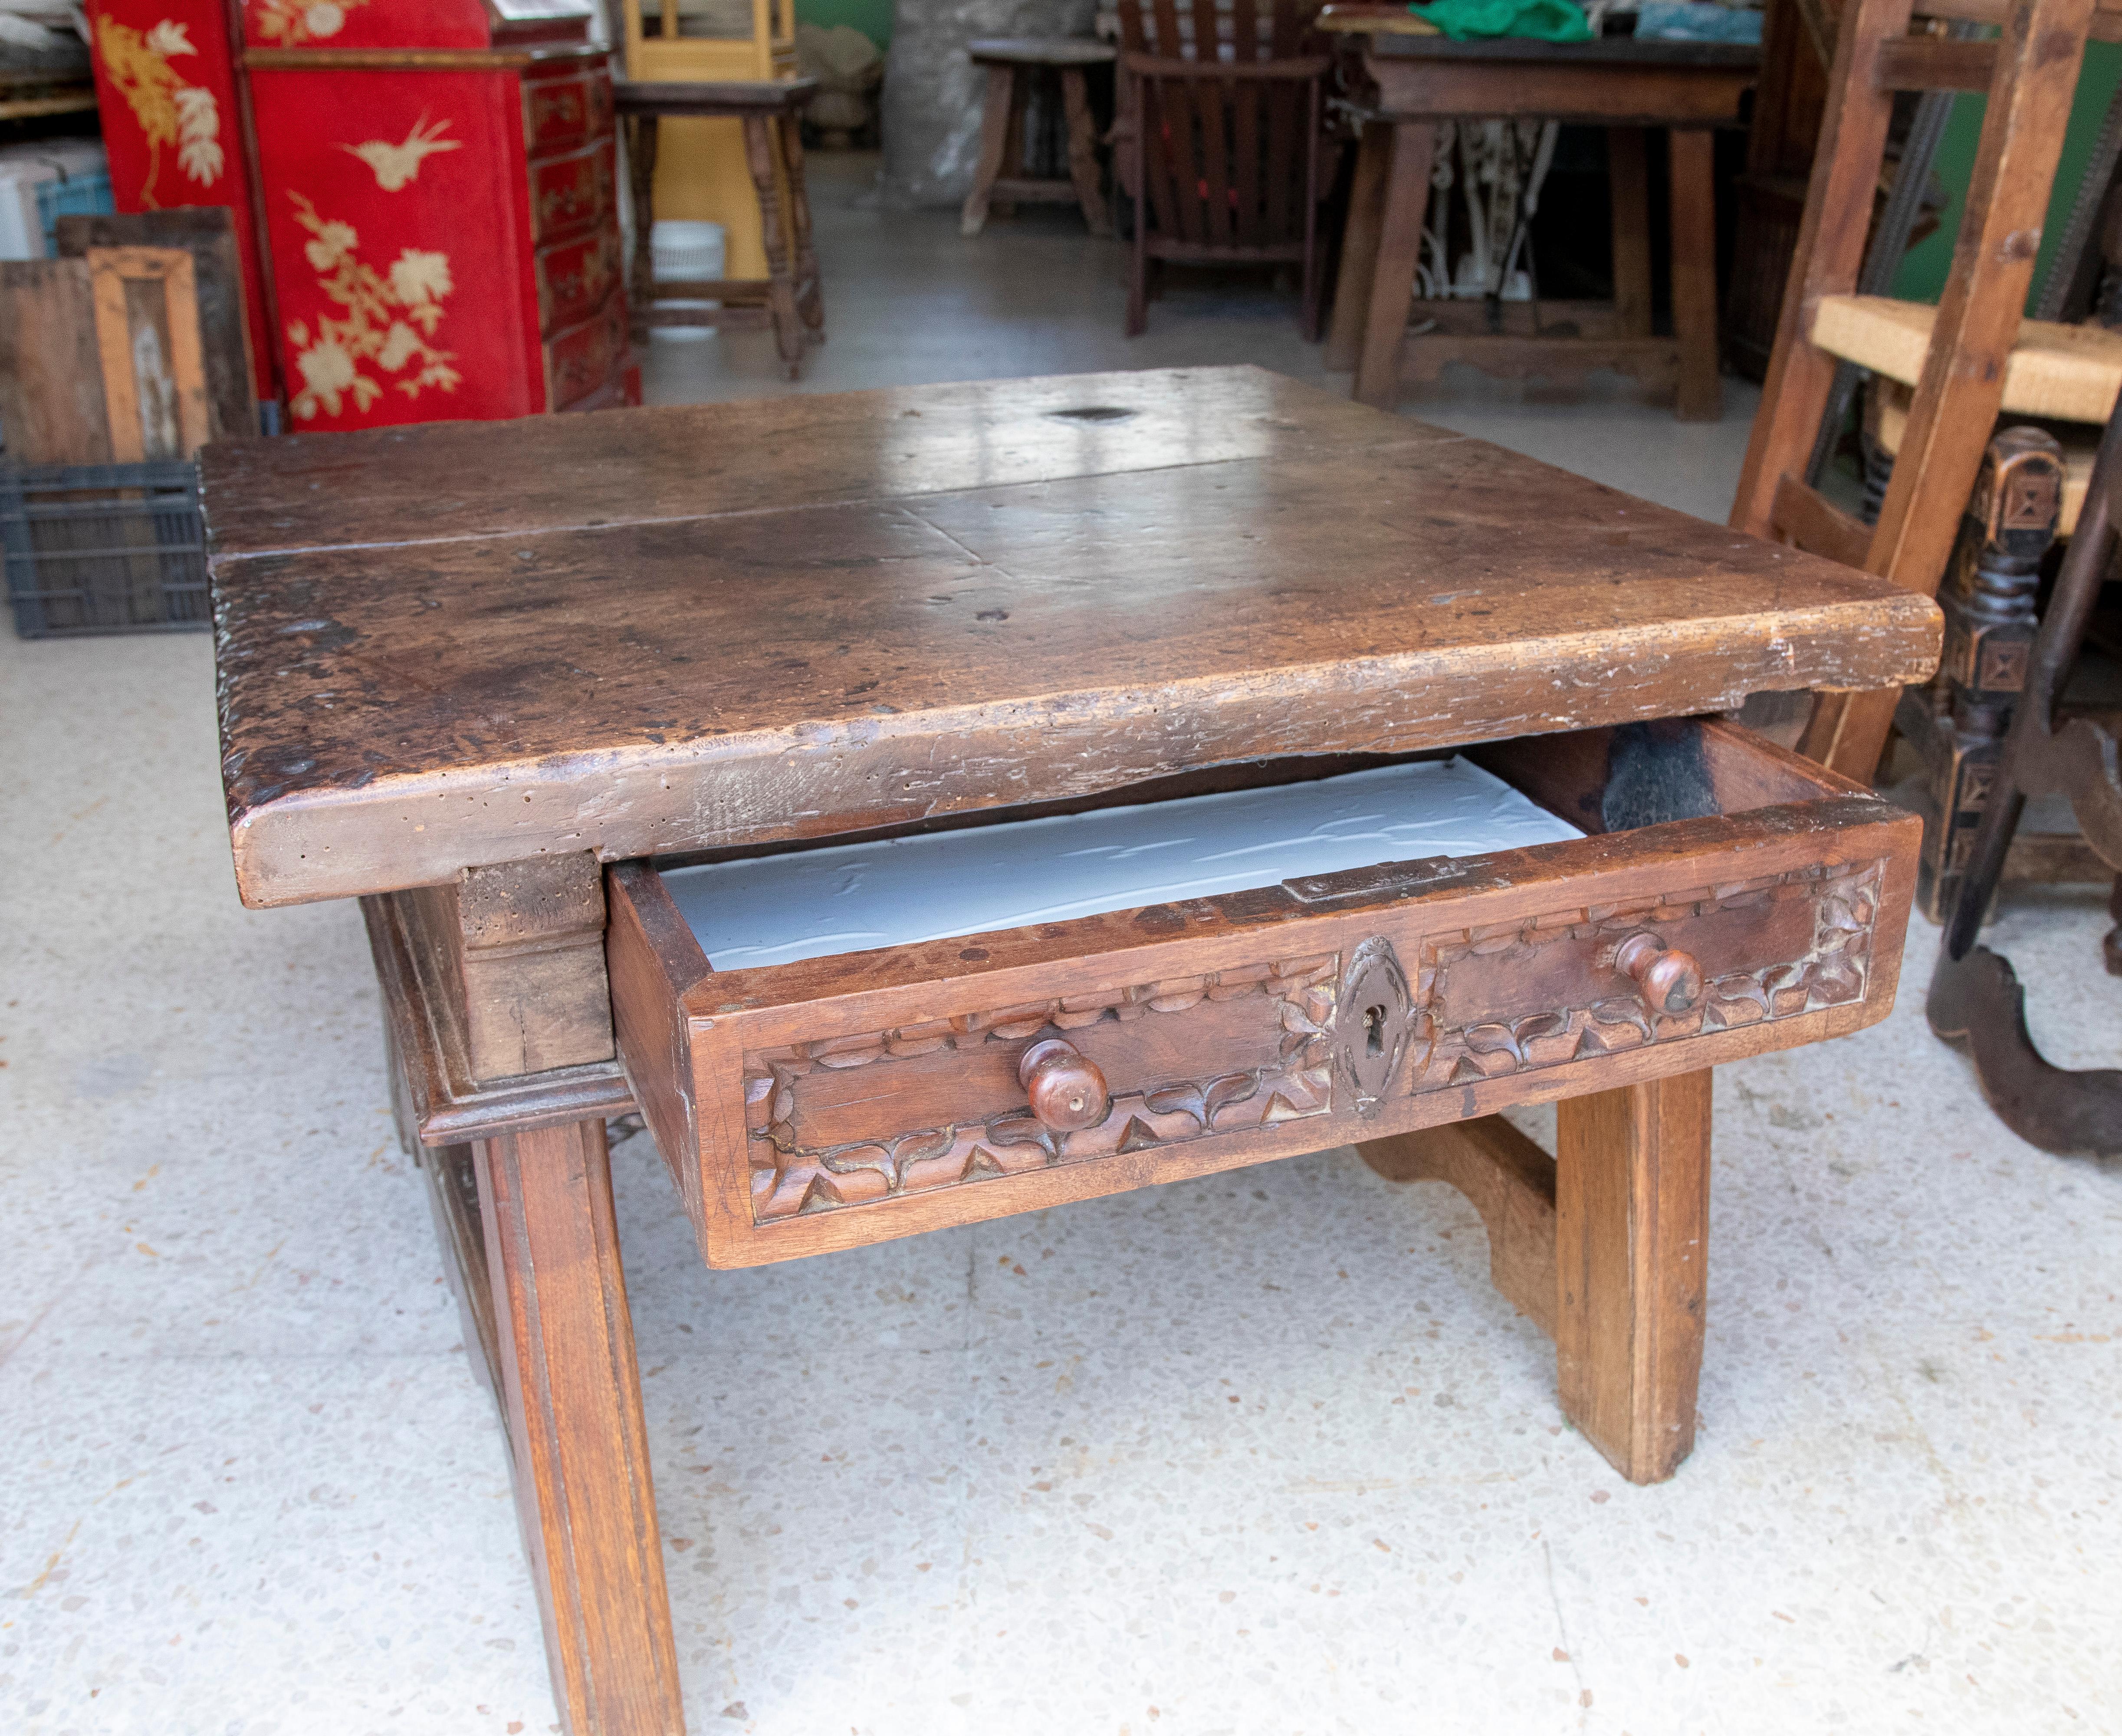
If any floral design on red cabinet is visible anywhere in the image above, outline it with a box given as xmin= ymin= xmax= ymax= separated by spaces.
xmin=85 ymin=1 xmax=276 ymax=388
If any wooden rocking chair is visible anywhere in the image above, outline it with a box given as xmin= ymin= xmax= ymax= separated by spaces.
xmin=1117 ymin=0 xmax=1336 ymax=337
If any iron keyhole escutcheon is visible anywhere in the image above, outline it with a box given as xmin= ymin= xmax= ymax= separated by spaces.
xmin=1336 ymin=936 xmax=1412 ymax=1117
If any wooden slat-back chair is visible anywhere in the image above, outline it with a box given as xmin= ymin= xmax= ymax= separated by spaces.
xmin=1117 ymin=0 xmax=1334 ymax=337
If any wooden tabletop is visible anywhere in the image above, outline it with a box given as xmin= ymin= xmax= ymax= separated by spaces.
xmin=1360 ymin=34 xmax=1757 ymax=69
xmin=967 ymin=36 xmax=1117 ymax=64
xmin=611 ymin=77 xmax=818 ymax=115
xmin=206 ymin=366 xmax=1938 ymax=908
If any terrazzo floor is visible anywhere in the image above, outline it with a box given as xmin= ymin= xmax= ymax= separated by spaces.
xmin=5 ymin=154 xmax=2120 ymax=1736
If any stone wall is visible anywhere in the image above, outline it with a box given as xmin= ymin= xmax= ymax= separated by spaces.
xmin=878 ymin=0 xmax=1097 ymax=207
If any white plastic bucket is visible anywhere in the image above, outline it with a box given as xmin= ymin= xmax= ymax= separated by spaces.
xmin=650 ymin=218 xmax=725 ymax=282
xmin=649 ymin=219 xmax=724 ymax=341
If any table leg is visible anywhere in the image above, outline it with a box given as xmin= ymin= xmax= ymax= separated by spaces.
xmin=779 ymin=114 xmax=825 ymax=337
xmin=961 ymin=65 xmax=1017 ymax=237
xmin=624 ymin=114 xmax=659 ymax=343
xmin=741 ymin=114 xmax=806 ymax=380
xmin=1608 ymin=125 xmax=1652 ymax=339
xmin=1325 ymin=119 xmax=1392 ymax=373
xmin=476 ymin=1118 xmax=685 ymax=1736
xmin=1668 ymin=127 xmax=1722 ymax=422
xmin=1062 ymin=66 xmax=1114 ymax=237
xmin=1555 ymin=1069 xmax=1711 ymax=1485
xmin=1353 ymin=119 xmax=1432 ymax=409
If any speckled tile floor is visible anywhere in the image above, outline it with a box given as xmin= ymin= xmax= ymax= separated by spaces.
xmin=5 ymin=153 xmax=2120 ymax=1736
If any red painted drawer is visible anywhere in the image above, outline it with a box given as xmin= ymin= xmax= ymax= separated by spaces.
xmin=523 ymin=67 xmax=613 ymax=158
xmin=543 ymin=293 xmax=628 ymax=410
xmin=536 ymin=220 xmax=623 ymax=335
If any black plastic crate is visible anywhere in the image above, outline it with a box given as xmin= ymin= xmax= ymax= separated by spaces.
xmin=2 ymin=461 xmax=208 ymax=638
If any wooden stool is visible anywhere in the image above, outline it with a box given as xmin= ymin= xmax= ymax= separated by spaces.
xmin=961 ymin=38 xmax=1116 ymax=238
xmin=616 ymin=78 xmax=824 ymax=380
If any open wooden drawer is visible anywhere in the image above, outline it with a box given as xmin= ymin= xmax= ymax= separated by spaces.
xmin=608 ymin=719 xmax=1918 ymax=1268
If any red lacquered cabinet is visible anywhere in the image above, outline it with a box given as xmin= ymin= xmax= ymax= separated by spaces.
xmin=88 ymin=0 xmax=632 ymax=426
xmin=85 ymin=0 xmax=276 ymax=391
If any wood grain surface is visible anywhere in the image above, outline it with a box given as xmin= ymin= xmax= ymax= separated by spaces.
xmin=207 ymin=367 xmax=1938 ymax=906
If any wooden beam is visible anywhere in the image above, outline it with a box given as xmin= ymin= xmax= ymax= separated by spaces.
xmin=1771 ymin=471 xmax=1875 ymax=567
xmin=1731 ymin=0 xmax=1916 ymax=540
xmin=1873 ymin=35 xmax=1997 ymax=91
xmin=404 ymin=852 xmax=617 ymax=1086
xmin=1357 ymin=1117 xmax=1557 ymax=1338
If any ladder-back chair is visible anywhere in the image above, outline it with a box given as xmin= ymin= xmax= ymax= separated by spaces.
xmin=1117 ymin=0 xmax=1335 ymax=337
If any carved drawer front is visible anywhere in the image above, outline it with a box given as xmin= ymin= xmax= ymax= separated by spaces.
xmin=743 ymin=956 xmax=1337 ymax=1222
xmin=607 ymin=720 xmax=1921 ymax=1271
xmin=1411 ymin=860 xmax=1885 ymax=1092
xmin=523 ymin=68 xmax=613 ymax=159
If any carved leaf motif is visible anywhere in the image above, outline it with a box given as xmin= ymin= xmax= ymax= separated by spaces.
xmin=1462 ymin=1022 xmax=1522 ymax=1062
xmin=1411 ymin=860 xmax=1886 ymax=1092
xmin=1146 ymin=1084 xmax=1208 ymax=1124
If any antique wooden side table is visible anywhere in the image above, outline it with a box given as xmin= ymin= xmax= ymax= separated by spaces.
xmin=205 ymin=366 xmax=1938 ymax=1736
xmin=1319 ymin=16 xmax=1758 ymax=421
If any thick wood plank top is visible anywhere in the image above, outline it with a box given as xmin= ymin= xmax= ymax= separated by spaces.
xmin=207 ymin=366 xmax=1938 ymax=907
xmin=1362 ymin=33 xmax=1759 ymax=68
xmin=968 ymin=36 xmax=1117 ymax=64
xmin=610 ymin=77 xmax=819 ymax=116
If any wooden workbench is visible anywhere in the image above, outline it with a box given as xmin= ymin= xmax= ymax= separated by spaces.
xmin=206 ymin=365 xmax=1938 ymax=1736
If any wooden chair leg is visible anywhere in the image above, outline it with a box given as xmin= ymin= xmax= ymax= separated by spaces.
xmin=1324 ymin=119 xmax=1392 ymax=372
xmin=1555 ymin=1069 xmax=1711 ymax=1485
xmin=779 ymin=113 xmax=825 ymax=336
xmin=1352 ymin=119 xmax=1433 ymax=408
xmin=961 ymin=64 xmax=1017 ymax=237
xmin=995 ymin=72 xmax=1027 ymax=220
xmin=1128 ymin=73 xmax=1149 ymax=336
xmin=741 ymin=114 xmax=805 ymax=379
xmin=1608 ymin=125 xmax=1652 ymax=339
xmin=1668 ymin=127 xmax=1722 ymax=422
xmin=476 ymin=1118 xmax=685 ymax=1736
xmin=623 ymin=113 xmax=659 ymax=343
xmin=1061 ymin=66 xmax=1113 ymax=237
xmin=2106 ymin=873 xmax=2122 ymax=977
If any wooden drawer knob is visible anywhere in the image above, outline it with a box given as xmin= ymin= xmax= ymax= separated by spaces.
xmin=1018 ymin=1038 xmax=1110 ymax=1132
xmin=1616 ymin=931 xmax=1703 ymax=1013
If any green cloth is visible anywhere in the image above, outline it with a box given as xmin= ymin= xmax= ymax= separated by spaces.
xmin=1408 ymin=0 xmax=1593 ymax=41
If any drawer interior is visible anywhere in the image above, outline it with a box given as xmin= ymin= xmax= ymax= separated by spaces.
xmin=657 ymin=755 xmax=1586 ymax=971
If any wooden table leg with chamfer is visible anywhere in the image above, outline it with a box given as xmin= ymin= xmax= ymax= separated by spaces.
xmin=476 ymin=1117 xmax=687 ymax=1736
xmin=1358 ymin=1065 xmax=1711 ymax=1486
xmin=1557 ymin=1069 xmax=1711 ymax=1484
